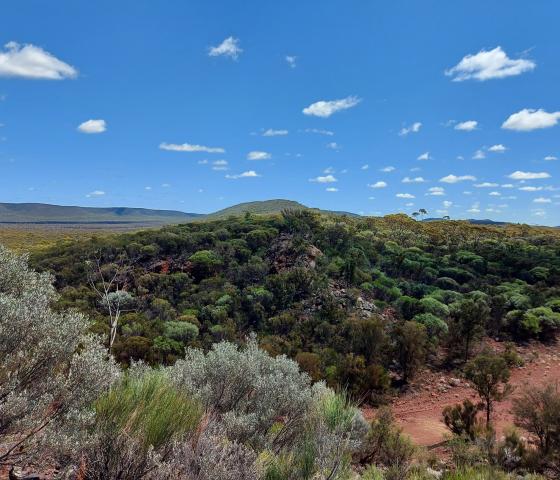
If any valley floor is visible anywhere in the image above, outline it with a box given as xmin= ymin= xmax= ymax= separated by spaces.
xmin=363 ymin=339 xmax=560 ymax=447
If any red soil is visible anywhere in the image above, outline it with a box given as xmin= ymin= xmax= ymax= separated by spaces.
xmin=363 ymin=339 xmax=560 ymax=447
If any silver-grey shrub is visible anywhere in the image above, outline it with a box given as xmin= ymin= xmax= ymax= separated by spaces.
xmin=0 ymin=245 xmax=120 ymax=465
xmin=168 ymin=336 xmax=316 ymax=450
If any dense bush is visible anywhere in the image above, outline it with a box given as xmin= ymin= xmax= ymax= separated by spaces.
xmin=28 ymin=213 xmax=560 ymax=398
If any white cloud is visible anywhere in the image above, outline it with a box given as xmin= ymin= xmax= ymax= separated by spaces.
xmin=197 ymin=159 xmax=209 ymax=165
xmin=427 ymin=186 xmax=446 ymax=196
xmin=226 ymin=170 xmax=260 ymax=179
xmin=303 ymin=96 xmax=361 ymax=118
xmin=455 ymin=120 xmax=478 ymax=131
xmin=445 ymin=46 xmax=535 ymax=81
xmin=160 ymin=142 xmax=225 ymax=153
xmin=161 ymin=183 xmax=170 ymax=187
xmin=475 ymin=182 xmax=499 ymax=188
xmin=399 ymin=122 xmax=422 ymax=136
xmin=544 ymin=155 xmax=557 ymax=161
xmin=326 ymin=142 xmax=340 ymax=150
xmin=86 ymin=190 xmax=105 ymax=197
xmin=534 ymin=197 xmax=551 ymax=203
xmin=489 ymin=191 xmax=501 ymax=196
xmin=0 ymin=41 xmax=77 ymax=80
xmin=310 ymin=174 xmax=337 ymax=183
xmin=396 ymin=193 xmax=415 ymax=199
xmin=519 ymin=186 xmax=543 ymax=192
xmin=145 ymin=186 xmax=152 ymax=191
xmin=247 ymin=150 xmax=271 ymax=160
xmin=303 ymin=128 xmax=334 ymax=136
xmin=402 ymin=176 xmax=426 ymax=183
xmin=77 ymin=119 xmax=106 ymax=134
xmin=440 ymin=174 xmax=476 ymax=184
xmin=508 ymin=171 xmax=551 ymax=180
xmin=417 ymin=152 xmax=430 ymax=161
xmin=502 ymin=109 xmax=560 ymax=131
xmin=443 ymin=200 xmax=453 ymax=208
xmin=263 ymin=129 xmax=288 ymax=137
xmin=361 ymin=164 xmax=369 ymax=170
xmin=326 ymin=187 xmax=338 ymax=192
xmin=381 ymin=166 xmax=395 ymax=172
xmin=369 ymin=181 xmax=387 ymax=189
xmin=488 ymin=144 xmax=507 ymax=153
xmin=323 ymin=166 xmax=335 ymax=174
xmin=212 ymin=159 xmax=228 ymax=171
xmin=473 ymin=149 xmax=486 ymax=160
xmin=467 ymin=202 xmax=481 ymax=214
xmin=285 ymin=55 xmax=297 ymax=68
xmin=208 ymin=37 xmax=242 ymax=59
xmin=501 ymin=184 xmax=514 ymax=188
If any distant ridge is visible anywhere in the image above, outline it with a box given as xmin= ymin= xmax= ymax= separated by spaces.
xmin=0 ymin=200 xmax=357 ymax=225
xmin=0 ymin=203 xmax=201 ymax=224
xmin=423 ymin=217 xmax=509 ymax=226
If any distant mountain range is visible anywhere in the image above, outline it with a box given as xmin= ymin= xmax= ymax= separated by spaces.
xmin=0 ymin=200 xmax=356 ymax=225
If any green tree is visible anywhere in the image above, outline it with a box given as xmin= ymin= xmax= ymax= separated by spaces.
xmin=449 ymin=299 xmax=489 ymax=362
xmin=465 ymin=352 xmax=512 ymax=428
xmin=394 ymin=321 xmax=428 ymax=383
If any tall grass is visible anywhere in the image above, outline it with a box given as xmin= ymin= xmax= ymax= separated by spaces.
xmin=95 ymin=369 xmax=202 ymax=451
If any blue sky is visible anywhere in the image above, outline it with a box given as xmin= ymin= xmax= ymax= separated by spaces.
xmin=0 ymin=1 xmax=559 ymax=224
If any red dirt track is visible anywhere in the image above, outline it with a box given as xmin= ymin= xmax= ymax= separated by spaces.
xmin=364 ymin=340 xmax=560 ymax=447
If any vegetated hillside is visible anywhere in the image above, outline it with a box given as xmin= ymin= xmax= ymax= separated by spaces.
xmin=206 ymin=199 xmax=358 ymax=219
xmin=31 ymin=211 xmax=560 ymax=402
xmin=0 ymin=202 xmax=201 ymax=224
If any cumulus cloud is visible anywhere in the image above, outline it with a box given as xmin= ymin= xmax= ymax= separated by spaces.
xmin=302 ymin=96 xmax=361 ymax=118
xmin=455 ymin=120 xmax=478 ymax=131
xmin=285 ymin=55 xmax=297 ymax=68
xmin=417 ymin=152 xmax=430 ymax=161
xmin=361 ymin=164 xmax=369 ymax=170
xmin=0 ymin=41 xmax=77 ymax=79
xmin=443 ymin=200 xmax=453 ymax=208
xmin=226 ymin=170 xmax=260 ymax=179
xmin=508 ymin=170 xmax=551 ymax=180
xmin=86 ymin=190 xmax=105 ymax=197
xmin=381 ymin=166 xmax=395 ymax=172
xmin=309 ymin=174 xmax=337 ymax=183
xmin=326 ymin=187 xmax=338 ymax=192
xmin=445 ymin=46 xmax=535 ymax=81
xmin=399 ymin=122 xmax=422 ymax=136
xmin=396 ymin=193 xmax=415 ymax=199
xmin=303 ymin=128 xmax=334 ymax=136
xmin=519 ymin=186 xmax=543 ymax=192
xmin=160 ymin=142 xmax=225 ymax=154
xmin=369 ymin=181 xmax=387 ymax=189
xmin=473 ymin=149 xmax=486 ymax=160
xmin=489 ymin=191 xmax=501 ymax=196
xmin=440 ymin=174 xmax=476 ymax=184
xmin=427 ymin=186 xmax=446 ymax=196
xmin=262 ymin=129 xmax=288 ymax=137
xmin=77 ymin=119 xmax=106 ymax=134
xmin=208 ymin=37 xmax=242 ymax=59
xmin=247 ymin=150 xmax=271 ymax=160
xmin=212 ymin=159 xmax=228 ymax=171
xmin=475 ymin=182 xmax=499 ymax=188
xmin=326 ymin=142 xmax=341 ymax=150
xmin=402 ymin=176 xmax=426 ymax=183
xmin=533 ymin=197 xmax=551 ymax=203
xmin=544 ymin=155 xmax=557 ymax=161
xmin=502 ymin=109 xmax=560 ymax=131
xmin=488 ymin=144 xmax=507 ymax=153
